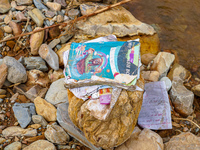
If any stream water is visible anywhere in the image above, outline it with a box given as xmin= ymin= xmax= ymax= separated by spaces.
xmin=123 ymin=0 xmax=200 ymax=73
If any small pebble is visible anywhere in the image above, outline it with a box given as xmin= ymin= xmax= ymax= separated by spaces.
xmin=3 ymin=26 xmax=12 ymax=33
xmin=183 ymin=127 xmax=188 ymax=132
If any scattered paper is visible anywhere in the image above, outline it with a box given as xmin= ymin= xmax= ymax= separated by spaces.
xmin=138 ymin=81 xmax=172 ymax=130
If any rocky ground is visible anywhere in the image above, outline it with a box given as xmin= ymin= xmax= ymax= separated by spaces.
xmin=0 ymin=0 xmax=200 ymax=150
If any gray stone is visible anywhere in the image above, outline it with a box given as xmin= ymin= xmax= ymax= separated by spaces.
xmin=32 ymin=115 xmax=48 ymax=127
xmin=23 ymin=57 xmax=48 ymax=71
xmin=45 ymin=124 xmax=70 ymax=144
xmin=4 ymin=141 xmax=21 ymax=150
xmin=165 ymin=132 xmax=200 ymax=150
xmin=56 ymin=44 xmax=62 ymax=50
xmin=59 ymin=32 xmax=73 ymax=44
xmin=3 ymin=79 xmax=12 ymax=87
xmin=25 ymin=85 xmax=48 ymax=101
xmin=39 ymin=44 xmax=59 ymax=70
xmin=12 ymin=103 xmax=36 ymax=128
xmin=3 ymin=56 xmax=27 ymax=84
xmin=57 ymin=103 xmax=101 ymax=150
xmin=26 ymin=25 xmax=32 ymax=32
xmin=170 ymin=77 xmax=194 ymax=117
xmin=33 ymin=0 xmax=48 ymax=10
xmin=160 ymin=77 xmax=172 ymax=91
xmin=45 ymin=78 xmax=68 ymax=105
xmin=48 ymin=38 xmax=60 ymax=49
xmin=44 ymin=10 xmax=55 ymax=18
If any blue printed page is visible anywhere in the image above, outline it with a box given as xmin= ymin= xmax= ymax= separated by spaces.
xmin=65 ymin=41 xmax=140 ymax=85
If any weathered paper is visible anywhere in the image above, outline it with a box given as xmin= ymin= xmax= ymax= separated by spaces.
xmin=138 ymin=81 xmax=172 ymax=130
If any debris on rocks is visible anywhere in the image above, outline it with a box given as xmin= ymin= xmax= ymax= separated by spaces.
xmin=0 ymin=0 xmax=199 ymax=149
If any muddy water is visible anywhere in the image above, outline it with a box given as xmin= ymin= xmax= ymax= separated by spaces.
xmin=123 ymin=0 xmax=200 ymax=72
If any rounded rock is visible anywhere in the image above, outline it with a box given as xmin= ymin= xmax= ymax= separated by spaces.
xmin=23 ymin=140 xmax=56 ymax=150
xmin=3 ymin=26 xmax=12 ymax=33
xmin=30 ymin=27 xmax=44 ymax=55
xmin=46 ymin=2 xmax=61 ymax=11
xmin=3 ymin=56 xmax=27 ymax=84
xmin=4 ymin=142 xmax=21 ymax=150
xmin=44 ymin=124 xmax=70 ymax=144
xmin=160 ymin=77 xmax=172 ymax=91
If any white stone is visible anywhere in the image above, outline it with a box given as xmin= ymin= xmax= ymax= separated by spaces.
xmin=160 ymin=77 xmax=172 ymax=91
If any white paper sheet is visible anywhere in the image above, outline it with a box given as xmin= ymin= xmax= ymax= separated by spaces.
xmin=138 ymin=81 xmax=172 ymax=130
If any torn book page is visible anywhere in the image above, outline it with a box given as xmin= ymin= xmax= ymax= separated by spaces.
xmin=138 ymin=81 xmax=172 ymax=130
xmin=64 ymin=40 xmax=141 ymax=90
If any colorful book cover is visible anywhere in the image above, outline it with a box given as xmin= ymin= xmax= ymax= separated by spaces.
xmin=65 ymin=41 xmax=140 ymax=85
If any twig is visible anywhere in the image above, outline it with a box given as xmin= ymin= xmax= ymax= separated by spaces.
xmin=0 ymin=0 xmax=132 ymax=43
xmin=13 ymin=15 xmax=30 ymax=51
xmin=173 ymin=117 xmax=200 ymax=130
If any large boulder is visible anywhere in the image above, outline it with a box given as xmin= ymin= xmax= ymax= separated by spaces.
xmin=75 ymin=5 xmax=160 ymax=55
xmin=67 ymin=77 xmax=144 ymax=149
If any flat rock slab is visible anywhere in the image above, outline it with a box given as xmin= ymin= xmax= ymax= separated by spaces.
xmin=23 ymin=57 xmax=48 ymax=71
xmin=76 ymin=6 xmax=155 ymax=38
xmin=12 ymin=103 xmax=36 ymax=128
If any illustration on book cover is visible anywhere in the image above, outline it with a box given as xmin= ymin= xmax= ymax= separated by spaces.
xmin=65 ymin=41 xmax=140 ymax=84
